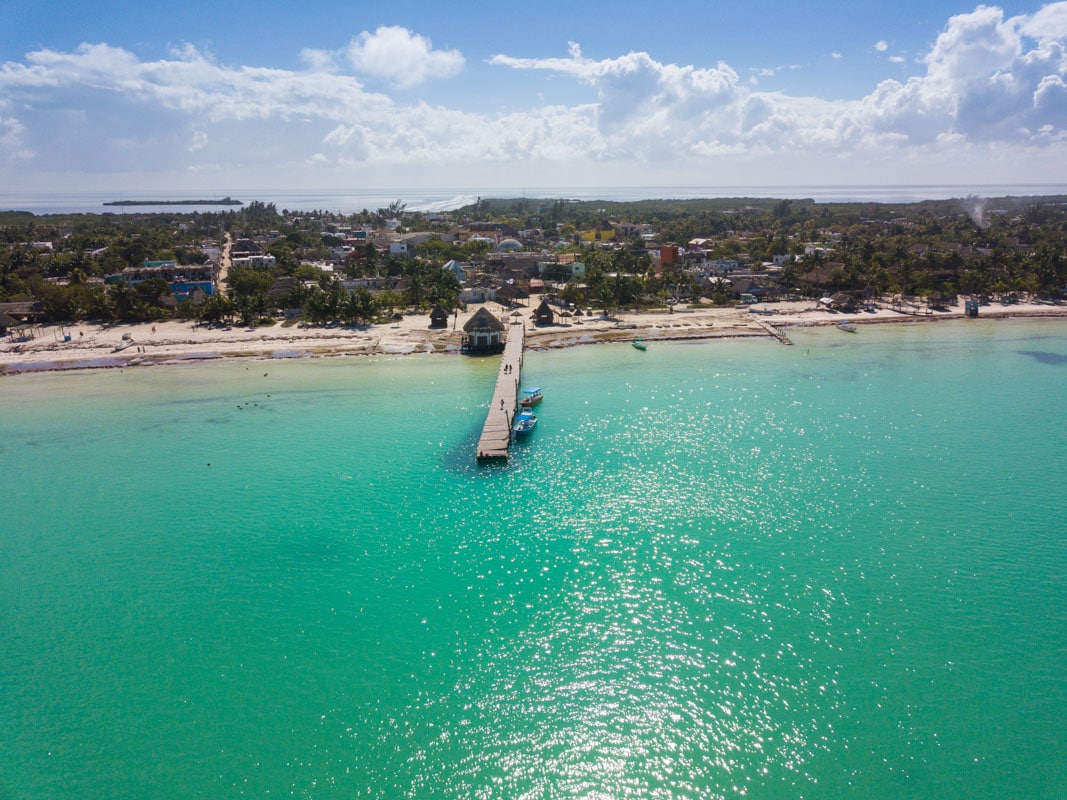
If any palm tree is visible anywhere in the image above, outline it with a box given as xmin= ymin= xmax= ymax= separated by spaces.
xmin=108 ymin=281 xmax=139 ymax=321
xmin=341 ymin=287 xmax=377 ymax=326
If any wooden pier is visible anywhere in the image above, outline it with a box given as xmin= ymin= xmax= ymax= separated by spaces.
xmin=476 ymin=322 xmax=526 ymax=462
xmin=754 ymin=318 xmax=793 ymax=345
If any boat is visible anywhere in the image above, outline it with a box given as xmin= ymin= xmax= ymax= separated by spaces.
xmin=632 ymin=337 xmax=647 ymax=350
xmin=836 ymin=321 xmax=858 ymax=333
xmin=512 ymin=409 xmax=537 ymax=435
xmin=519 ymin=387 xmax=543 ymax=407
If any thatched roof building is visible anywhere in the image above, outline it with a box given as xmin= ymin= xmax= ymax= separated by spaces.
xmin=429 ymin=304 xmax=450 ymax=328
xmin=532 ymin=298 xmax=555 ymax=326
xmin=463 ymin=306 xmax=505 ymax=333
xmin=0 ymin=312 xmax=17 ymax=335
xmin=462 ymin=306 xmax=506 ymax=353
xmin=495 ymin=283 xmax=529 ymax=305
xmin=0 ymin=301 xmax=46 ymax=322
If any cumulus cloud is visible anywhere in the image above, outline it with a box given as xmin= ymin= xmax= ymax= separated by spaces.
xmin=1018 ymin=1 xmax=1067 ymax=40
xmin=875 ymin=40 xmax=889 ymax=52
xmin=492 ymin=2 xmax=1067 ymax=155
xmin=923 ymin=4 xmax=1021 ymax=91
xmin=871 ymin=2 xmax=1067 ymax=142
xmin=1 ymin=4 xmax=1066 ymax=186
xmin=490 ymin=42 xmax=743 ymax=144
xmin=346 ymin=26 xmax=464 ymax=88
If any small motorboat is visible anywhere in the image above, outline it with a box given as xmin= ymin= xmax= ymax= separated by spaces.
xmin=836 ymin=321 xmax=858 ymax=333
xmin=519 ymin=387 xmax=543 ymax=407
xmin=632 ymin=337 xmax=647 ymax=350
xmin=512 ymin=409 xmax=537 ymax=435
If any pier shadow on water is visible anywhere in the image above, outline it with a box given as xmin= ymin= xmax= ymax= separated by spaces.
xmin=1018 ymin=349 xmax=1067 ymax=365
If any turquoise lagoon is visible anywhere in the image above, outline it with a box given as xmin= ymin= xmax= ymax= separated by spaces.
xmin=1 ymin=319 xmax=1065 ymax=799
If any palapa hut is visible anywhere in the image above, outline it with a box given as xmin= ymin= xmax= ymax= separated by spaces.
xmin=532 ymin=298 xmax=555 ymax=326
xmin=828 ymin=292 xmax=857 ymax=312
xmin=494 ymin=283 xmax=528 ymax=307
xmin=0 ymin=312 xmax=16 ymax=336
xmin=462 ymin=306 xmax=506 ymax=354
xmin=0 ymin=301 xmax=45 ymax=324
xmin=429 ymin=304 xmax=450 ymax=328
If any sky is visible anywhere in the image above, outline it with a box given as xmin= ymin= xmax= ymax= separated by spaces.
xmin=1 ymin=0 xmax=1066 ymax=195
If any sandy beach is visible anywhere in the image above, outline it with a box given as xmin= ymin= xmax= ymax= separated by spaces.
xmin=2 ymin=298 xmax=1065 ymax=374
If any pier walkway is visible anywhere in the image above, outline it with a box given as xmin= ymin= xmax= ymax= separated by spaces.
xmin=476 ymin=322 xmax=525 ymax=462
xmin=754 ymin=318 xmax=793 ymax=345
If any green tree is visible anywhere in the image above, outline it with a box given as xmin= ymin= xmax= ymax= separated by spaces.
xmin=341 ymin=287 xmax=378 ymax=325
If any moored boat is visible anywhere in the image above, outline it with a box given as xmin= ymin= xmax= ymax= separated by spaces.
xmin=512 ymin=409 xmax=537 ymax=435
xmin=837 ymin=321 xmax=858 ymax=333
xmin=632 ymin=337 xmax=647 ymax=350
xmin=519 ymin=387 xmax=543 ymax=407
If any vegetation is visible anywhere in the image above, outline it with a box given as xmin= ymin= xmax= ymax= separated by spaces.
xmin=2 ymin=193 xmax=1065 ymax=327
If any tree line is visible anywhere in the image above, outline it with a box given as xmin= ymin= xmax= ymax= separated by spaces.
xmin=2 ymin=194 xmax=1066 ymax=327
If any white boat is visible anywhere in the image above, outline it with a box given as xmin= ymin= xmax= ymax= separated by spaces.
xmin=519 ymin=387 xmax=543 ymax=407
xmin=512 ymin=409 xmax=537 ymax=435
xmin=837 ymin=321 xmax=858 ymax=333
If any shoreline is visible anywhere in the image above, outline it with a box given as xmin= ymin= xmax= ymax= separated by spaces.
xmin=3 ymin=299 xmax=1065 ymax=375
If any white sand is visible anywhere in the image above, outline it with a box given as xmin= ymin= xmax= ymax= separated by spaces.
xmin=2 ymin=298 xmax=1064 ymax=374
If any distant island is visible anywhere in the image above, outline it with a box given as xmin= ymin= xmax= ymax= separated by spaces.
xmin=103 ymin=196 xmax=244 ymax=207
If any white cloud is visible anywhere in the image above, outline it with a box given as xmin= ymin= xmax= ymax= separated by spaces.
xmin=889 ymin=55 xmax=906 ymax=63
xmin=490 ymin=4 xmax=1067 ymax=161
xmin=2 ymin=5 xmax=1067 ymax=189
xmin=875 ymin=40 xmax=889 ymax=52
xmin=0 ymin=113 xmax=33 ymax=161
xmin=832 ymin=52 xmax=843 ymax=60
xmin=923 ymin=4 xmax=1020 ymax=91
xmin=872 ymin=3 xmax=1067 ymax=142
xmin=1017 ymin=2 xmax=1067 ymax=40
xmin=346 ymin=26 xmax=464 ymax=88
xmin=300 ymin=48 xmax=339 ymax=73
xmin=188 ymin=130 xmax=209 ymax=152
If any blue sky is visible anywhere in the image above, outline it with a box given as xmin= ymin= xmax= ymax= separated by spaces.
xmin=1 ymin=0 xmax=1065 ymax=194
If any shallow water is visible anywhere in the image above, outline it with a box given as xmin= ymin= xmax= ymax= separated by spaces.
xmin=2 ymin=319 xmax=1065 ymax=798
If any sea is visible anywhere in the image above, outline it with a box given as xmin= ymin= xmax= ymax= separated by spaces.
xmin=3 ymin=184 xmax=1067 ymax=215
xmin=2 ymin=318 xmax=1066 ymax=799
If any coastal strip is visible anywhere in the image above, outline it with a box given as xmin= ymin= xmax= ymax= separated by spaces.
xmin=476 ymin=323 xmax=525 ymax=462
xmin=103 ymin=197 xmax=243 ymax=206
xmin=3 ymin=300 xmax=1066 ymax=376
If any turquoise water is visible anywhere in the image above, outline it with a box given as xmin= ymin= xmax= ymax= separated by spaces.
xmin=2 ymin=320 xmax=1066 ymax=799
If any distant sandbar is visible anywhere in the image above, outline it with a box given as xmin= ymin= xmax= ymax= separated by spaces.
xmin=103 ymin=197 xmax=243 ymax=207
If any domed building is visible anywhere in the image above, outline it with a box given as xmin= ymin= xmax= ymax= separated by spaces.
xmin=496 ymin=238 xmax=523 ymax=253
